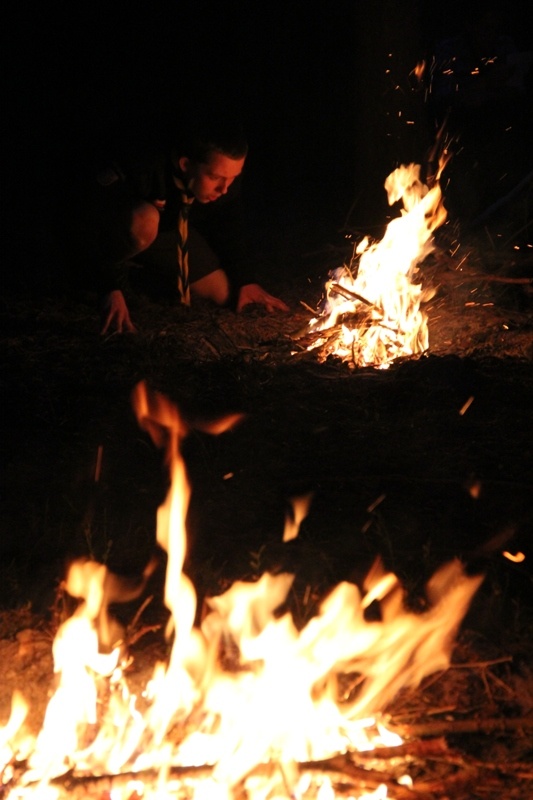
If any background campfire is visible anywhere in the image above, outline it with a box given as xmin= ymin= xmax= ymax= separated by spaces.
xmin=296 ymin=160 xmax=449 ymax=368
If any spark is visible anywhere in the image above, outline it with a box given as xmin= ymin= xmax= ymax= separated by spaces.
xmin=502 ymin=551 xmax=526 ymax=563
xmin=458 ymin=396 xmax=475 ymax=416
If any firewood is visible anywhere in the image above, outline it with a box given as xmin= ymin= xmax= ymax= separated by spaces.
xmin=302 ymin=755 xmax=436 ymax=799
xmin=329 ymin=282 xmax=381 ymax=312
xmin=390 ymin=715 xmax=533 ymax=739
xmin=438 ymin=272 xmax=533 ymax=285
xmin=352 ymin=736 xmax=450 ymax=761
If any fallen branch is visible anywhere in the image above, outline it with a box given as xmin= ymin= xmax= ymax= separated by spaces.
xmin=303 ymin=755 xmax=435 ymax=799
xmin=215 ymin=322 xmax=245 ymax=353
xmin=200 ymin=336 xmax=222 ymax=357
xmin=438 ymin=272 xmax=533 ymax=285
xmin=470 ymin=168 xmax=533 ymax=227
xmin=356 ymin=738 xmax=533 ymax=779
xmin=13 ymin=758 xmax=423 ymax=800
xmin=49 ymin=763 xmax=214 ymax=800
xmin=448 ymin=655 xmax=513 ymax=670
xmin=353 ymin=736 xmax=450 ymax=761
xmin=12 ymin=733 xmax=532 ymax=800
xmin=390 ymin=715 xmax=533 ymax=739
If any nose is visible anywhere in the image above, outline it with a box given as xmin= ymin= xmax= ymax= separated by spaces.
xmin=217 ymin=179 xmax=230 ymax=196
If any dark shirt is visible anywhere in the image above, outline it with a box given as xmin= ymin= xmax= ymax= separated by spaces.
xmin=92 ymin=147 xmax=254 ymax=295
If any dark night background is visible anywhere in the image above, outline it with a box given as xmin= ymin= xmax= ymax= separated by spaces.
xmin=2 ymin=13 xmax=533 ymax=791
xmin=4 ymin=0 xmax=531 ymax=294
xmin=2 ymin=1 xmax=532 ymax=608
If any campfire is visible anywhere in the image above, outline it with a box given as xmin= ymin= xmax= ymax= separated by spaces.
xmin=296 ymin=160 xmax=448 ymax=368
xmin=1 ymin=381 xmax=486 ymax=799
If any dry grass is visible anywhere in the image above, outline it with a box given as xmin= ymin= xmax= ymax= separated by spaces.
xmin=1 ymin=216 xmax=532 ymax=797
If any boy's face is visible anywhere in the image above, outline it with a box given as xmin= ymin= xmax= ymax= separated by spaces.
xmin=179 ymin=152 xmax=246 ymax=203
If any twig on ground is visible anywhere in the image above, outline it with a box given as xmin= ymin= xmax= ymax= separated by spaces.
xmin=200 ymin=337 xmax=222 ymax=357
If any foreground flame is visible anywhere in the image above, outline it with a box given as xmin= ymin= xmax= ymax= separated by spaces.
xmin=301 ymin=162 xmax=448 ymax=368
xmin=2 ymin=382 xmax=483 ymax=799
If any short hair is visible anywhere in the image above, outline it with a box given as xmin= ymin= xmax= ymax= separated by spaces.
xmin=173 ymin=109 xmax=249 ymax=164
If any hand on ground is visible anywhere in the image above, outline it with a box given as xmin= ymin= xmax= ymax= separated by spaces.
xmin=100 ymin=290 xmax=137 ymax=334
xmin=237 ymin=283 xmax=289 ymax=313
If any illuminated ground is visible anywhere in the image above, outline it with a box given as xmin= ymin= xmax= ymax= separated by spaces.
xmin=1 ymin=211 xmax=532 ymax=798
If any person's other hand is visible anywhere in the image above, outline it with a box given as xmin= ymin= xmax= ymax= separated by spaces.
xmin=100 ymin=290 xmax=137 ymax=334
xmin=237 ymin=283 xmax=289 ymax=313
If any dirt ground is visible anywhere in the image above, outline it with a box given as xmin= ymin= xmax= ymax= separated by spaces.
xmin=1 ymin=202 xmax=532 ymax=797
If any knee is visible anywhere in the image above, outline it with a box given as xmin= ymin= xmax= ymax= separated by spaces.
xmin=211 ymin=274 xmax=231 ymax=306
xmin=130 ymin=202 xmax=160 ymax=252
xmin=191 ymin=268 xmax=230 ymax=306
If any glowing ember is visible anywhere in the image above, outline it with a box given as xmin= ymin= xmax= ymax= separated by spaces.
xmin=502 ymin=551 xmax=526 ymax=563
xmin=1 ymin=382 xmax=483 ymax=799
xmin=300 ymin=161 xmax=448 ymax=368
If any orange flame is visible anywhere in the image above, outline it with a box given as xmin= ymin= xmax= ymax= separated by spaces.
xmin=1 ymin=382 xmax=484 ymax=799
xmin=302 ymin=161 xmax=448 ymax=368
xmin=502 ymin=551 xmax=526 ymax=563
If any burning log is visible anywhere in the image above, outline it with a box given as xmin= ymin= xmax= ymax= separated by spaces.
xmin=327 ymin=283 xmax=381 ymax=312
xmin=302 ymin=759 xmax=433 ymax=800
xmin=6 ymin=725 xmax=532 ymax=799
xmin=0 ymin=756 xmax=445 ymax=800
xmin=390 ymin=715 xmax=533 ymax=740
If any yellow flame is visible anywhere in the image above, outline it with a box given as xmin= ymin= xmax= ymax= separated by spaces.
xmin=2 ymin=383 xmax=484 ymax=799
xmin=302 ymin=161 xmax=447 ymax=368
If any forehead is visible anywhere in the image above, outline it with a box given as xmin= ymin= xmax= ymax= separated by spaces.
xmin=201 ymin=152 xmax=245 ymax=178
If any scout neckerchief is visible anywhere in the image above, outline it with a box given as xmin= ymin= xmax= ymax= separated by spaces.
xmin=174 ymin=177 xmax=195 ymax=305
